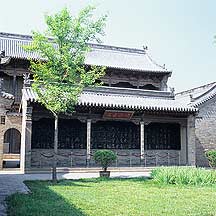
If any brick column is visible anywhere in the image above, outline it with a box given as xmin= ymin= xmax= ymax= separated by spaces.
xmin=20 ymin=99 xmax=32 ymax=173
xmin=25 ymin=106 xmax=32 ymax=170
xmin=0 ymin=132 xmax=3 ymax=169
xmin=140 ymin=121 xmax=145 ymax=162
xmin=86 ymin=119 xmax=91 ymax=167
xmin=187 ymin=115 xmax=196 ymax=166
xmin=180 ymin=125 xmax=187 ymax=165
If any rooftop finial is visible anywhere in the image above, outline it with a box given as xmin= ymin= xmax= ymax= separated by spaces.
xmin=143 ymin=46 xmax=148 ymax=53
xmin=170 ymin=87 xmax=175 ymax=96
xmin=190 ymin=94 xmax=194 ymax=102
xmin=0 ymin=50 xmax=11 ymax=65
xmin=0 ymin=50 xmax=5 ymax=58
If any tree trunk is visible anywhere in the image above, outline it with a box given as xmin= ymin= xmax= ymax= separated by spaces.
xmin=52 ymin=113 xmax=58 ymax=182
xmin=54 ymin=114 xmax=58 ymax=154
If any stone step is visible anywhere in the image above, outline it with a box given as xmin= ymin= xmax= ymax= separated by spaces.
xmin=26 ymin=166 xmax=154 ymax=174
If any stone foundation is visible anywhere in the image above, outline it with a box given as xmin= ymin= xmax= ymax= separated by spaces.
xmin=31 ymin=149 xmax=183 ymax=168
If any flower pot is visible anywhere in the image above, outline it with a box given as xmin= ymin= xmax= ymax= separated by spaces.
xmin=99 ymin=171 xmax=110 ymax=178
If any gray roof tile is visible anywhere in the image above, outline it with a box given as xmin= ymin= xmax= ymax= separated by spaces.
xmin=2 ymin=91 xmax=14 ymax=100
xmin=23 ymin=87 xmax=197 ymax=113
xmin=176 ymin=82 xmax=216 ymax=107
xmin=0 ymin=32 xmax=171 ymax=73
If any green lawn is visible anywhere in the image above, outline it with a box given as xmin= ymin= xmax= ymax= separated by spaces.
xmin=7 ymin=178 xmax=216 ymax=216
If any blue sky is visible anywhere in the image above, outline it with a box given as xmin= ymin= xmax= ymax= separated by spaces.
xmin=1 ymin=0 xmax=215 ymax=92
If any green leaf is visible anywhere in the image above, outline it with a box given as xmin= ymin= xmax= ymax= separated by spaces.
xmin=23 ymin=5 xmax=107 ymax=115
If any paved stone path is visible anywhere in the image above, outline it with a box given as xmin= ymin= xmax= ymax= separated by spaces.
xmin=0 ymin=171 xmax=150 ymax=216
xmin=0 ymin=173 xmax=29 ymax=216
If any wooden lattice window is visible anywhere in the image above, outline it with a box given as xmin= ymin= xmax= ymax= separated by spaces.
xmin=58 ymin=119 xmax=86 ymax=149
xmin=32 ymin=118 xmax=54 ymax=149
xmin=144 ymin=123 xmax=181 ymax=150
xmin=32 ymin=118 xmax=86 ymax=149
xmin=91 ymin=121 xmax=140 ymax=149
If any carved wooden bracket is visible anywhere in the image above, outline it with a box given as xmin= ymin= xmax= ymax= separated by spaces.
xmin=23 ymin=73 xmax=31 ymax=87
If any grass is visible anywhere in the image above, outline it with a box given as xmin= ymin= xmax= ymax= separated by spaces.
xmin=7 ymin=177 xmax=216 ymax=216
xmin=151 ymin=166 xmax=216 ymax=185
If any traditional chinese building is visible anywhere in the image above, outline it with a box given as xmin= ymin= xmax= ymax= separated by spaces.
xmin=0 ymin=32 xmax=197 ymax=172
xmin=176 ymin=82 xmax=216 ymax=167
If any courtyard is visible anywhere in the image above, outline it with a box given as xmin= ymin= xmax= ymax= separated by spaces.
xmin=0 ymin=1 xmax=215 ymax=216
xmin=6 ymin=177 xmax=216 ymax=216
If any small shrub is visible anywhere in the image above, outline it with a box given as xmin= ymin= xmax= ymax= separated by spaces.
xmin=93 ymin=150 xmax=117 ymax=171
xmin=205 ymin=150 xmax=216 ymax=168
xmin=151 ymin=166 xmax=216 ymax=186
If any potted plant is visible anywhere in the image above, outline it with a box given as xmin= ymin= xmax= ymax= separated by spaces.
xmin=93 ymin=150 xmax=117 ymax=177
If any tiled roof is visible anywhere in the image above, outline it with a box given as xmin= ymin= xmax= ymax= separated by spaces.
xmin=0 ymin=32 xmax=171 ymax=73
xmin=85 ymin=45 xmax=170 ymax=73
xmin=22 ymin=86 xmax=197 ymax=113
xmin=0 ymin=33 xmax=41 ymax=60
xmin=2 ymin=91 xmax=14 ymax=100
xmin=176 ymin=82 xmax=216 ymax=107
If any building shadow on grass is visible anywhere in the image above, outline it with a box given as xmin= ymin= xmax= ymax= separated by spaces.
xmin=7 ymin=177 xmax=151 ymax=216
xmin=69 ymin=176 xmax=149 ymax=184
xmin=7 ymin=181 xmax=88 ymax=216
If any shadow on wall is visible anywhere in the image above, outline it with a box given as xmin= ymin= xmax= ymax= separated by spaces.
xmin=196 ymin=136 xmax=209 ymax=167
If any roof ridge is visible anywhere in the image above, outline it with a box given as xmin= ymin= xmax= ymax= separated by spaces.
xmin=145 ymin=53 xmax=167 ymax=71
xmin=0 ymin=31 xmax=146 ymax=54
xmin=83 ymin=91 xmax=171 ymax=101
xmin=0 ymin=32 xmax=33 ymax=40
xmin=176 ymin=81 xmax=216 ymax=96
xmin=89 ymin=44 xmax=145 ymax=54
xmin=84 ymin=86 xmax=174 ymax=99
xmin=193 ymin=83 xmax=216 ymax=101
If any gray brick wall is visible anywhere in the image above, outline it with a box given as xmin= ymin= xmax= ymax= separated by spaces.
xmin=196 ymin=96 xmax=216 ymax=167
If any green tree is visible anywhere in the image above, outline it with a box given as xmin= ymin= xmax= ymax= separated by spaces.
xmin=24 ymin=6 xmax=107 ymax=181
